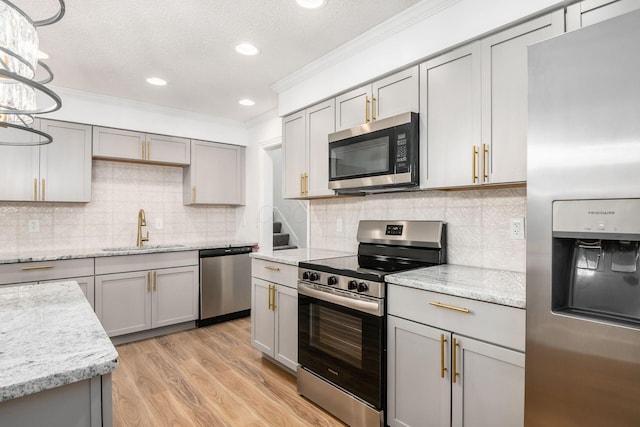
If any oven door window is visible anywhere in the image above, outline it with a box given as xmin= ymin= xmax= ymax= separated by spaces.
xmin=298 ymin=293 xmax=383 ymax=409
xmin=329 ymin=133 xmax=392 ymax=180
xmin=311 ymin=304 xmax=364 ymax=369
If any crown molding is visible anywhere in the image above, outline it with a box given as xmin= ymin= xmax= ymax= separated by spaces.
xmin=271 ymin=0 xmax=460 ymax=94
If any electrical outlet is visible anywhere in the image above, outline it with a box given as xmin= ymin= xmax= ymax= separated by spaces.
xmin=155 ymin=217 xmax=163 ymax=230
xmin=336 ymin=217 xmax=343 ymax=234
xmin=28 ymin=219 xmax=40 ymax=233
xmin=510 ymin=217 xmax=525 ymax=240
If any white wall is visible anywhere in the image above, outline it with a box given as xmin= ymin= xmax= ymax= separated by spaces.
xmin=238 ymin=110 xmax=283 ymax=251
xmin=49 ymin=86 xmax=248 ymax=145
xmin=276 ymin=0 xmax=569 ymax=115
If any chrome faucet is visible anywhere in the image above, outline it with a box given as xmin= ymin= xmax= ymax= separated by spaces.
xmin=137 ymin=209 xmax=149 ymax=247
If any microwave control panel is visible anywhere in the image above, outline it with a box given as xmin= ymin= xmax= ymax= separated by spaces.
xmin=395 ymin=132 xmax=409 ymax=173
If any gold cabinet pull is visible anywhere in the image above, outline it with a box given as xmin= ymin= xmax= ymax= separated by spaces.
xmin=153 ymin=271 xmax=157 ymax=291
xmin=304 ymin=172 xmax=308 ymax=195
xmin=472 ymin=145 xmax=479 ymax=183
xmin=371 ymin=96 xmax=376 ymax=121
xmin=21 ymin=265 xmax=53 ymax=271
xmin=41 ymin=178 xmax=45 ymax=201
xmin=33 ymin=178 xmax=37 ymax=201
xmin=267 ymin=284 xmax=273 ymax=310
xmin=440 ymin=334 xmax=448 ymax=379
xmin=453 ymin=338 xmax=460 ymax=383
xmin=365 ymin=96 xmax=371 ymax=123
xmin=264 ymin=265 xmax=280 ymax=272
xmin=141 ymin=140 xmax=145 ymax=160
xmin=271 ymin=285 xmax=277 ymax=311
xmin=147 ymin=141 xmax=151 ymax=160
xmin=147 ymin=272 xmax=151 ymax=292
xmin=192 ymin=186 xmax=196 ymax=203
xmin=483 ymin=143 xmax=489 ymax=182
xmin=300 ymin=173 xmax=304 ymax=196
xmin=429 ymin=301 xmax=471 ymax=313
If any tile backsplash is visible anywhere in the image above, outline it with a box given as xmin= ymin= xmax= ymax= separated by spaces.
xmin=309 ymin=187 xmax=526 ymax=273
xmin=0 ymin=160 xmax=237 ymax=256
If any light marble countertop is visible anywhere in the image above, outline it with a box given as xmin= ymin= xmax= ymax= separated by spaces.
xmin=386 ymin=264 xmax=526 ymax=309
xmin=0 ymin=281 xmax=118 ymax=402
xmin=0 ymin=240 xmax=258 ymax=265
xmin=251 ymin=248 xmax=354 ymax=266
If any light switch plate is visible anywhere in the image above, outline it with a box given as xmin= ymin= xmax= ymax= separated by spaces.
xmin=336 ymin=217 xmax=343 ymax=234
xmin=510 ymin=217 xmax=525 ymax=240
xmin=155 ymin=217 xmax=163 ymax=230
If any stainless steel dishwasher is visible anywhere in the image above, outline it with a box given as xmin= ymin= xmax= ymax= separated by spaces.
xmin=198 ymin=246 xmax=252 ymax=327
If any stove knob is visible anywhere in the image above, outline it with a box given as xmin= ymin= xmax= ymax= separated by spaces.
xmin=357 ymin=282 xmax=369 ymax=293
xmin=348 ymin=280 xmax=358 ymax=290
xmin=302 ymin=271 xmax=310 ymax=280
xmin=309 ymin=272 xmax=320 ymax=281
xmin=327 ymin=276 xmax=338 ymax=286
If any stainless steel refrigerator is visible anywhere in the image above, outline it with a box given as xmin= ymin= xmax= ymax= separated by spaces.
xmin=526 ymin=9 xmax=640 ymax=427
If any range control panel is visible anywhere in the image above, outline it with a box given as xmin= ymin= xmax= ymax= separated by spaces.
xmin=297 ymin=269 xmax=384 ymax=299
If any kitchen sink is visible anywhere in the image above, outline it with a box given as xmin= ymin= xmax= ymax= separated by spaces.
xmin=102 ymin=244 xmax=185 ymax=252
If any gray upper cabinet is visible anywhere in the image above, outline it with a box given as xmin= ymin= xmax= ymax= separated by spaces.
xmin=282 ymin=99 xmax=335 ymax=199
xmin=421 ymin=12 xmax=563 ymax=189
xmin=0 ymin=119 xmax=92 ymax=202
xmin=183 ymin=140 xmax=245 ymax=205
xmin=480 ymin=12 xmax=564 ymax=185
xmin=93 ymin=126 xmax=190 ymax=166
xmin=421 ymin=42 xmax=482 ymax=189
xmin=335 ymin=67 xmax=419 ymax=132
xmin=566 ymin=0 xmax=640 ymax=30
xmin=282 ymin=111 xmax=306 ymax=199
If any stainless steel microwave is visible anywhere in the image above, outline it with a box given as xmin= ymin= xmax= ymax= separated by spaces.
xmin=328 ymin=112 xmax=419 ymax=193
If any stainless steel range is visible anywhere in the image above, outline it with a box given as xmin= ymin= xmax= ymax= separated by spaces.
xmin=297 ymin=220 xmax=447 ymax=427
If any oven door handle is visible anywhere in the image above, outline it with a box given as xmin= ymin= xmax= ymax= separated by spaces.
xmin=298 ymin=282 xmax=383 ymax=317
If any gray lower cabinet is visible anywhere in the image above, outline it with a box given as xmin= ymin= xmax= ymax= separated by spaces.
xmin=387 ymin=285 xmax=525 ymax=427
xmin=387 ymin=315 xmax=525 ymax=427
xmin=183 ymin=139 xmax=246 ymax=205
xmin=0 ymin=258 xmax=95 ymax=308
xmin=251 ymin=259 xmax=298 ymax=372
xmin=251 ymin=278 xmax=298 ymax=371
xmin=0 ymin=374 xmax=111 ymax=427
xmin=95 ymin=252 xmax=199 ymax=338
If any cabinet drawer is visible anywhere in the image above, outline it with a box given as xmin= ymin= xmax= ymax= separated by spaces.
xmin=251 ymin=259 xmax=298 ymax=287
xmin=0 ymin=258 xmax=94 ymax=285
xmin=95 ymin=251 xmax=198 ymax=275
xmin=388 ymin=284 xmax=525 ymax=351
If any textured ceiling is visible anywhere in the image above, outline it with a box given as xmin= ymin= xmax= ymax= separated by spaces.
xmin=15 ymin=0 xmax=422 ymax=123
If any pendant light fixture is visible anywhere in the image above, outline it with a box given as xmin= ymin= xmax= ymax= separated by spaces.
xmin=0 ymin=0 xmax=65 ymax=146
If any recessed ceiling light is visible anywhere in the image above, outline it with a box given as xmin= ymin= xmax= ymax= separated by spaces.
xmin=146 ymin=77 xmax=167 ymax=86
xmin=239 ymin=99 xmax=255 ymax=106
xmin=37 ymin=50 xmax=49 ymax=60
xmin=235 ymin=43 xmax=260 ymax=56
xmin=296 ymin=0 xmax=327 ymax=9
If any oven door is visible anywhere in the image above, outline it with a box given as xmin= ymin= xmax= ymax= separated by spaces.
xmin=298 ymin=282 xmax=384 ymax=409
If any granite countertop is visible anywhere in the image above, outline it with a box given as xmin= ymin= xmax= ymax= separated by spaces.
xmin=0 ymin=240 xmax=258 ymax=265
xmin=0 ymin=281 xmax=118 ymax=402
xmin=251 ymin=248 xmax=354 ymax=266
xmin=386 ymin=264 xmax=526 ymax=309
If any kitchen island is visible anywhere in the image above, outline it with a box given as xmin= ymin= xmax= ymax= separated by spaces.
xmin=0 ymin=281 xmax=118 ymax=427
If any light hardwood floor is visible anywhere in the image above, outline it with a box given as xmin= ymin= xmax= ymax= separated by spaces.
xmin=112 ymin=317 xmax=346 ymax=426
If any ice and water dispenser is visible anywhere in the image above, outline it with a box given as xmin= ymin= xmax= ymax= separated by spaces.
xmin=552 ymin=199 xmax=640 ymax=326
